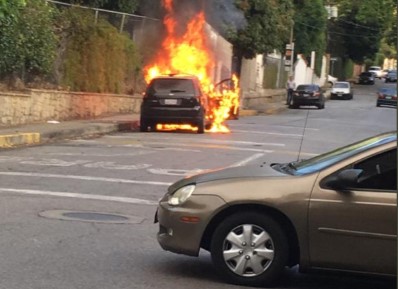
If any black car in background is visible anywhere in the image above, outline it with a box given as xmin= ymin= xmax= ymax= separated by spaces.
xmin=358 ymin=72 xmax=375 ymax=84
xmin=376 ymin=87 xmax=397 ymax=107
xmin=385 ymin=70 xmax=397 ymax=83
xmin=290 ymin=84 xmax=325 ymax=109
xmin=140 ymin=74 xmax=211 ymax=133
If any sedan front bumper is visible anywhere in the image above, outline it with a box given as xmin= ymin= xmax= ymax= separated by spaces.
xmin=156 ymin=195 xmax=226 ymax=256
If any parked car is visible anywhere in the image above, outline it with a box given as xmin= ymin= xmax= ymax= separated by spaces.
xmin=358 ymin=72 xmax=375 ymax=85
xmin=140 ymin=74 xmax=211 ymax=133
xmin=155 ymin=131 xmax=397 ymax=287
xmin=368 ymin=66 xmax=383 ymax=78
xmin=385 ymin=70 xmax=397 ymax=83
xmin=327 ymin=74 xmax=338 ymax=87
xmin=376 ymin=87 xmax=397 ymax=107
xmin=290 ymin=84 xmax=325 ymax=109
xmin=381 ymin=69 xmax=389 ymax=78
xmin=330 ymin=81 xmax=353 ymax=100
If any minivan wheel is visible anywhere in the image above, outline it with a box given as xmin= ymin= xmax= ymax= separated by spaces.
xmin=197 ymin=118 xmax=205 ymax=134
xmin=210 ymin=212 xmax=288 ymax=287
xmin=140 ymin=118 xmax=149 ymax=132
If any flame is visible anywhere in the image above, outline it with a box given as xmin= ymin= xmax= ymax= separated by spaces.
xmin=144 ymin=0 xmax=240 ymax=133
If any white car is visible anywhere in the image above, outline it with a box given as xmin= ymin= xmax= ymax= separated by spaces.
xmin=330 ymin=81 xmax=353 ymax=100
xmin=327 ymin=75 xmax=338 ymax=86
xmin=368 ymin=66 xmax=383 ymax=78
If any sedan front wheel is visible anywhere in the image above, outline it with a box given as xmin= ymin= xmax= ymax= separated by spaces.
xmin=210 ymin=212 xmax=288 ymax=287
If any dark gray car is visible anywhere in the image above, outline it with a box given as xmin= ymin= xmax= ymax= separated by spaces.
xmin=290 ymin=84 xmax=325 ymax=109
xmin=140 ymin=75 xmax=210 ymax=133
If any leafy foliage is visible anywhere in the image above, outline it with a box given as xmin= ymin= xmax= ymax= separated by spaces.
xmin=0 ymin=0 xmax=25 ymax=19
xmin=333 ymin=0 xmax=396 ymax=64
xmin=58 ymin=8 xmax=141 ymax=93
xmin=226 ymin=0 xmax=294 ymax=59
xmin=55 ymin=0 xmax=139 ymax=13
xmin=293 ymin=0 xmax=327 ymax=76
xmin=0 ymin=0 xmax=56 ymax=79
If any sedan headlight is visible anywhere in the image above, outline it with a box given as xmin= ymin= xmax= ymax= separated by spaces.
xmin=168 ymin=184 xmax=195 ymax=206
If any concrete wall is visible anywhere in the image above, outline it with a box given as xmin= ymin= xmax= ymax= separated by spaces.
xmin=0 ymin=89 xmax=142 ymax=126
xmin=293 ymin=54 xmax=327 ymax=87
xmin=205 ymin=23 xmax=233 ymax=84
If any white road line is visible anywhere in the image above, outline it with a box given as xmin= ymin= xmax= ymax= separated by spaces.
xmin=229 ymin=153 xmax=265 ymax=167
xmin=0 ymin=188 xmax=158 ymax=205
xmin=0 ymin=172 xmax=171 ymax=186
xmin=232 ymin=130 xmax=303 ymax=137
xmin=104 ymin=135 xmax=285 ymax=147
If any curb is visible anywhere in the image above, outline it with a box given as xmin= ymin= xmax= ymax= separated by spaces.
xmin=0 ymin=133 xmax=40 ymax=148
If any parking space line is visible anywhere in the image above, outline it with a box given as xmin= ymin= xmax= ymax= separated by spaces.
xmin=0 ymin=187 xmax=158 ymax=205
xmin=0 ymin=172 xmax=171 ymax=186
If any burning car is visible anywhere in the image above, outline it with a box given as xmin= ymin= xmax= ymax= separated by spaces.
xmin=140 ymin=74 xmax=211 ymax=133
xmin=208 ymin=78 xmax=240 ymax=120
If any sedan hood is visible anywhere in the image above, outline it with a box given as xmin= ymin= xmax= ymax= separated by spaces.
xmin=168 ymin=164 xmax=284 ymax=193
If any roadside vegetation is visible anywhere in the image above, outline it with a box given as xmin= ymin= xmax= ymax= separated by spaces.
xmin=0 ymin=0 xmax=396 ymax=92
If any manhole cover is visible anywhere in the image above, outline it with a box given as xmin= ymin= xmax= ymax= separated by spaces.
xmin=39 ymin=210 xmax=144 ymax=224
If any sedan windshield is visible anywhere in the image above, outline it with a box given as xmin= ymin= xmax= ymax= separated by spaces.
xmin=296 ymin=85 xmax=317 ymax=91
xmin=333 ymin=82 xmax=349 ymax=88
xmin=284 ymin=132 xmax=396 ymax=175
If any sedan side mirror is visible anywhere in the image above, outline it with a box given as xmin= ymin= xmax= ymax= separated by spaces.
xmin=322 ymin=169 xmax=363 ymax=190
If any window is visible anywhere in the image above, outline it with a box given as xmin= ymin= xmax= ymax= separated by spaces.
xmin=350 ymin=149 xmax=396 ymax=191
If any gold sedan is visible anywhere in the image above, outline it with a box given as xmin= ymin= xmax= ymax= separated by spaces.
xmin=155 ymin=131 xmax=397 ymax=287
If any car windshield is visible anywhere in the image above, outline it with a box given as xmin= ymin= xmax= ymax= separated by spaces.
xmin=333 ymin=82 xmax=349 ymax=88
xmin=296 ymin=85 xmax=317 ymax=91
xmin=283 ymin=132 xmax=396 ymax=175
xmin=148 ymin=78 xmax=195 ymax=94
xmin=361 ymin=72 xmax=372 ymax=76
xmin=379 ymin=88 xmax=397 ymax=95
xmin=370 ymin=67 xmax=380 ymax=71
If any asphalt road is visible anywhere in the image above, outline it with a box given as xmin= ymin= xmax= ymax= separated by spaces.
xmin=0 ymin=78 xmax=396 ymax=289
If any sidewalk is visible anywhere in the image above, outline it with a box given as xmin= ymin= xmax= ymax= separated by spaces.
xmin=0 ymin=103 xmax=287 ymax=149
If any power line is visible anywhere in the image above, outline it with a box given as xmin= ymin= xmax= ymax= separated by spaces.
xmin=335 ymin=18 xmax=381 ymax=32
xmin=294 ymin=20 xmax=380 ymax=39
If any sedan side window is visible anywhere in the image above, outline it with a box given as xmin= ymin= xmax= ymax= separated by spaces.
xmin=352 ymin=149 xmax=396 ymax=191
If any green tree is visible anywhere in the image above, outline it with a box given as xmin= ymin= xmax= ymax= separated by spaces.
xmin=226 ymin=0 xmax=294 ymax=59
xmin=59 ymin=8 xmax=141 ymax=93
xmin=0 ymin=0 xmax=25 ymax=19
xmin=56 ymin=0 xmax=139 ymax=13
xmin=293 ymin=0 xmax=327 ymax=76
xmin=333 ymin=0 xmax=396 ymax=64
xmin=0 ymin=0 xmax=56 ymax=79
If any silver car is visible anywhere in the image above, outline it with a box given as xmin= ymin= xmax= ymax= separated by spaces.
xmin=155 ymin=132 xmax=397 ymax=287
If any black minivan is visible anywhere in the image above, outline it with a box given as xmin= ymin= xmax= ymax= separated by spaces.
xmin=140 ymin=74 xmax=210 ymax=133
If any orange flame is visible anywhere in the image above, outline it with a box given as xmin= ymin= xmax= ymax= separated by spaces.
xmin=144 ymin=0 xmax=240 ymax=133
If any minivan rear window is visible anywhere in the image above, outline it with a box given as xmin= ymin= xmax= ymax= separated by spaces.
xmin=149 ymin=79 xmax=195 ymax=94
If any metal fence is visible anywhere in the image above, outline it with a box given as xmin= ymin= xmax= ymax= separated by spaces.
xmin=46 ymin=0 xmax=162 ymax=55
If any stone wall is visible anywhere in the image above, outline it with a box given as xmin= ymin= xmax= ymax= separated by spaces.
xmin=241 ymin=88 xmax=286 ymax=109
xmin=0 ymin=89 xmax=142 ymax=126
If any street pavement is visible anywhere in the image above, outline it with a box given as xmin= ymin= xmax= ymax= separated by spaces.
xmin=0 ymin=101 xmax=288 ymax=149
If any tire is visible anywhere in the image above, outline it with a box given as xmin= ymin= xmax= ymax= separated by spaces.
xmin=210 ymin=212 xmax=289 ymax=287
xmin=140 ymin=118 xmax=149 ymax=132
xmin=289 ymin=101 xmax=298 ymax=109
xmin=377 ymin=102 xmax=381 ymax=107
xmin=197 ymin=117 xmax=205 ymax=134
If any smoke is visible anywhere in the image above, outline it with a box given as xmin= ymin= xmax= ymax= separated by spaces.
xmin=204 ymin=0 xmax=247 ymax=36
